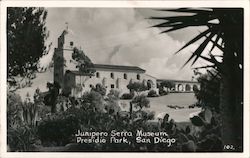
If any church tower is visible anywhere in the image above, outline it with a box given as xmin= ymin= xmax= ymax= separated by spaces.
xmin=53 ymin=25 xmax=82 ymax=89
xmin=53 ymin=30 xmax=67 ymax=89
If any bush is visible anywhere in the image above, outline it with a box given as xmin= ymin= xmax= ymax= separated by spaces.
xmin=107 ymin=89 xmax=120 ymax=99
xmin=159 ymin=88 xmax=169 ymax=96
xmin=7 ymin=92 xmax=23 ymax=128
xmin=127 ymin=81 xmax=148 ymax=93
xmin=8 ymin=124 xmax=40 ymax=151
xmin=81 ymin=91 xmax=105 ymax=112
xmin=37 ymin=111 xmax=80 ymax=146
xmin=7 ymin=92 xmax=41 ymax=151
xmin=131 ymin=95 xmax=150 ymax=110
xmin=121 ymin=93 xmax=134 ymax=100
xmin=147 ymin=90 xmax=159 ymax=97
xmin=91 ymin=83 xmax=106 ymax=96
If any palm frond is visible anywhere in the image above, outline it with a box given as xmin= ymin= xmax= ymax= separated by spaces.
xmin=181 ymin=31 xmax=216 ymax=68
xmin=150 ymin=8 xmax=230 ymax=70
xmin=156 ymin=8 xmax=212 ymax=14
xmin=175 ymin=28 xmax=212 ymax=54
xmin=199 ymin=55 xmax=222 ymax=72
xmin=209 ymin=39 xmax=225 ymax=52
xmin=151 ymin=10 xmax=217 ymax=30
xmin=193 ymin=65 xmax=216 ymax=69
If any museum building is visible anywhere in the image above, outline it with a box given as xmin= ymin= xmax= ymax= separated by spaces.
xmin=53 ymin=30 xmax=158 ymax=97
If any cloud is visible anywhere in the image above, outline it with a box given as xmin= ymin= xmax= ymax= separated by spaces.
xmin=41 ymin=8 xmax=204 ymax=80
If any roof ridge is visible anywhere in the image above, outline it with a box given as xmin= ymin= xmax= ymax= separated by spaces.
xmin=94 ymin=63 xmax=140 ymax=68
xmin=93 ymin=64 xmax=145 ymax=72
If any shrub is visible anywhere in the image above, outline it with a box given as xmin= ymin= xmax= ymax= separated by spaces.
xmin=121 ymin=93 xmax=134 ymax=100
xmin=127 ymin=81 xmax=148 ymax=94
xmin=37 ymin=111 xmax=80 ymax=146
xmin=8 ymin=124 xmax=40 ymax=151
xmin=131 ymin=95 xmax=150 ymax=110
xmin=147 ymin=90 xmax=159 ymax=97
xmin=21 ymin=102 xmax=39 ymax=127
xmin=7 ymin=92 xmax=41 ymax=151
xmin=91 ymin=83 xmax=106 ymax=96
xmin=81 ymin=91 xmax=105 ymax=112
xmin=107 ymin=89 xmax=120 ymax=98
xmin=7 ymin=92 xmax=23 ymax=128
xmin=159 ymin=88 xmax=169 ymax=96
xmin=105 ymin=90 xmax=121 ymax=115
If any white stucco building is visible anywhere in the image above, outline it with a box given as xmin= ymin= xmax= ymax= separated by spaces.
xmin=53 ymin=30 xmax=158 ymax=97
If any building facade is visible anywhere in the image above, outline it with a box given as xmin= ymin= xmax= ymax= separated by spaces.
xmin=156 ymin=79 xmax=200 ymax=92
xmin=53 ymin=30 xmax=158 ymax=97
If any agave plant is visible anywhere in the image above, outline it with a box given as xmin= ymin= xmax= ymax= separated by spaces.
xmin=151 ymin=8 xmax=243 ymax=151
xmin=21 ymin=102 xmax=39 ymax=127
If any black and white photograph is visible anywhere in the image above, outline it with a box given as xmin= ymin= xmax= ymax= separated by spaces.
xmin=0 ymin=0 xmax=249 ymax=157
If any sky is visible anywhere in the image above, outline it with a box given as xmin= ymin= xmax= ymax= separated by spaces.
xmin=40 ymin=7 xmax=208 ymax=80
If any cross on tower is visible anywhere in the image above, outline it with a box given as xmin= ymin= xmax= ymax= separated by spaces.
xmin=65 ymin=22 xmax=69 ymax=31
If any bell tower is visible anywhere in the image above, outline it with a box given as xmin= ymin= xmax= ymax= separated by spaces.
xmin=53 ymin=30 xmax=68 ymax=89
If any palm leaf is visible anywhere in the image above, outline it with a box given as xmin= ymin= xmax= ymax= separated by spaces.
xmin=181 ymin=31 xmax=216 ymax=68
xmin=150 ymin=8 xmax=230 ymax=70
xmin=209 ymin=38 xmax=225 ymax=52
xmin=157 ymin=8 xmax=212 ymax=14
xmin=175 ymin=28 xmax=212 ymax=54
xmin=151 ymin=14 xmax=216 ymax=29
xmin=199 ymin=55 xmax=222 ymax=72
xmin=193 ymin=65 xmax=216 ymax=69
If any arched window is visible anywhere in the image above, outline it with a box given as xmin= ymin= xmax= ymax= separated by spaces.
xmin=137 ymin=74 xmax=140 ymax=80
xmin=193 ymin=85 xmax=198 ymax=91
xmin=124 ymin=73 xmax=127 ymax=79
xmin=110 ymin=72 xmax=114 ymax=79
xmin=185 ymin=84 xmax=191 ymax=91
xmin=96 ymin=72 xmax=100 ymax=78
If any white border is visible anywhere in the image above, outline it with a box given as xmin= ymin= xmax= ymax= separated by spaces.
xmin=0 ymin=1 xmax=249 ymax=158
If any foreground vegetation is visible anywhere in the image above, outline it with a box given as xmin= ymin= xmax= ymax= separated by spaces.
xmin=7 ymin=80 xmax=222 ymax=152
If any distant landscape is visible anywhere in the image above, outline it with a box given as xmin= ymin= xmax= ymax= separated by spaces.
xmin=120 ymin=93 xmax=200 ymax=122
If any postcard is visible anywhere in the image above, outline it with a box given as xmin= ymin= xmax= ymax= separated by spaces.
xmin=0 ymin=1 xmax=249 ymax=158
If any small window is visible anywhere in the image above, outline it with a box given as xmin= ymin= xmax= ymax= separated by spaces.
xmin=111 ymin=84 xmax=115 ymax=88
xmin=110 ymin=73 xmax=114 ymax=79
xmin=89 ymin=84 xmax=93 ymax=88
xmin=124 ymin=73 xmax=127 ymax=79
xmin=96 ymin=72 xmax=100 ymax=78
xmin=137 ymin=74 xmax=140 ymax=80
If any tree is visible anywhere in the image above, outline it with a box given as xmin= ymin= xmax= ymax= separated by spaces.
xmin=91 ymin=83 xmax=106 ymax=96
xmin=127 ymin=81 xmax=148 ymax=95
xmin=160 ymin=80 xmax=175 ymax=91
xmin=194 ymin=70 xmax=220 ymax=112
xmin=72 ymin=47 xmax=96 ymax=75
xmin=131 ymin=95 xmax=150 ymax=110
xmin=151 ymin=8 xmax=243 ymax=150
xmin=126 ymin=81 xmax=150 ymax=116
xmin=44 ymin=82 xmax=60 ymax=113
xmin=7 ymin=7 xmax=49 ymax=89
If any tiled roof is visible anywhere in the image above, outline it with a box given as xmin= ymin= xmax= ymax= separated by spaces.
xmin=67 ymin=70 xmax=95 ymax=76
xmin=157 ymin=79 xmax=199 ymax=83
xmin=93 ymin=64 xmax=146 ymax=73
